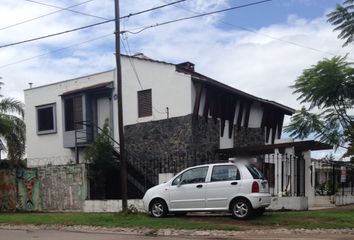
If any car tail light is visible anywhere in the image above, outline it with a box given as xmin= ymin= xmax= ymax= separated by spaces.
xmin=252 ymin=181 xmax=259 ymax=193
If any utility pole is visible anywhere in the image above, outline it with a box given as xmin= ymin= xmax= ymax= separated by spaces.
xmin=114 ymin=0 xmax=128 ymax=211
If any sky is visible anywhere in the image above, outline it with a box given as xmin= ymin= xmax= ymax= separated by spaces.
xmin=0 ymin=0 xmax=352 ymax=159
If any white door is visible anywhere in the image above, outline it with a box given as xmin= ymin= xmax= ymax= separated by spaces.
xmin=205 ymin=165 xmax=241 ymax=210
xmin=168 ymin=166 xmax=209 ymax=211
xmin=97 ymin=97 xmax=111 ymax=129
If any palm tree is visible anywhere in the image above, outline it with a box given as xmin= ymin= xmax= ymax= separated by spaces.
xmin=0 ymin=98 xmax=25 ymax=165
xmin=327 ymin=0 xmax=354 ymax=47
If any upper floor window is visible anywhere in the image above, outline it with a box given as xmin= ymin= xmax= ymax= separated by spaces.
xmin=64 ymin=95 xmax=83 ymax=131
xmin=36 ymin=103 xmax=56 ymax=135
xmin=138 ymin=89 xmax=152 ymax=118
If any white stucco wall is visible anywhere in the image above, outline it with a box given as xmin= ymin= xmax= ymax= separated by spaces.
xmin=121 ymin=57 xmax=192 ymax=126
xmin=25 ymin=70 xmax=115 ymax=167
xmin=25 ymin=56 xmax=193 ymax=167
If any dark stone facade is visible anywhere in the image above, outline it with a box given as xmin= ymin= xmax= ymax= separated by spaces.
xmin=234 ymin=127 xmax=265 ymax=147
xmin=124 ymin=114 xmax=219 ymax=185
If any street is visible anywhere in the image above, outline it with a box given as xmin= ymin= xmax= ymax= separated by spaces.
xmin=0 ymin=229 xmax=187 ymax=240
xmin=1 ymin=228 xmax=354 ymax=240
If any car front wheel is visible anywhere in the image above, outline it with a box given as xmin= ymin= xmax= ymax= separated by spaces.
xmin=150 ymin=199 xmax=168 ymax=218
xmin=231 ymin=199 xmax=252 ymax=219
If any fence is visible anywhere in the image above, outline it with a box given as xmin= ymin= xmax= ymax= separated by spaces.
xmin=256 ymin=154 xmax=305 ymax=197
xmin=313 ymin=159 xmax=354 ymax=196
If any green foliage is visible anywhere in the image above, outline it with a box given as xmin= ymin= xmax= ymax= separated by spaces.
xmin=328 ymin=0 xmax=354 ymax=47
xmin=120 ymin=204 xmax=139 ymax=215
xmin=291 ymin=56 xmax=354 ymax=109
xmin=85 ymin=120 xmax=116 ymax=198
xmin=315 ymin=181 xmax=338 ymax=196
xmin=286 ymin=56 xmax=354 ymax=157
xmin=0 ymin=213 xmax=241 ymax=231
xmin=85 ymin=120 xmax=115 ymax=167
xmin=2 ymin=208 xmax=354 ymax=230
xmin=0 ymin=98 xmax=25 ymax=164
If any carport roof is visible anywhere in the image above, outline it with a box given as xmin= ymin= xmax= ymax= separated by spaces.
xmin=216 ymin=140 xmax=333 ymax=157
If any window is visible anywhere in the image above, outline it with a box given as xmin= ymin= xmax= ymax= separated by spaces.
xmin=36 ymin=103 xmax=56 ymax=134
xmin=211 ymin=165 xmax=240 ymax=182
xmin=64 ymin=95 xmax=83 ymax=131
xmin=138 ymin=89 xmax=152 ymax=118
xmin=246 ymin=165 xmax=265 ymax=180
xmin=172 ymin=167 xmax=209 ymax=185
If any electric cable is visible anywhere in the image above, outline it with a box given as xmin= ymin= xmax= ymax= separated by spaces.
xmin=0 ymin=33 xmax=113 ymax=69
xmin=122 ymin=0 xmax=272 ymax=34
xmin=24 ymin=0 xmax=110 ymax=20
xmin=159 ymin=0 xmax=351 ymax=60
xmin=0 ymin=0 xmax=95 ymax=31
xmin=121 ymin=35 xmax=168 ymax=115
xmin=0 ymin=0 xmax=187 ymax=49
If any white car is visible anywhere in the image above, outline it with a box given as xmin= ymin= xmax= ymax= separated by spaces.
xmin=143 ymin=162 xmax=271 ymax=219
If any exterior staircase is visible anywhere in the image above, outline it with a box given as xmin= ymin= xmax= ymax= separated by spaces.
xmin=75 ymin=121 xmax=155 ymax=198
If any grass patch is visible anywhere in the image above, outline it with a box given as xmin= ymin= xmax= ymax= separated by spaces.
xmin=0 ymin=213 xmax=240 ymax=231
xmin=250 ymin=209 xmax=354 ymax=229
xmin=0 ymin=208 xmax=354 ymax=231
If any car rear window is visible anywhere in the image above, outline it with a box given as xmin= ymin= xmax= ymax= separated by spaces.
xmin=246 ymin=165 xmax=265 ymax=180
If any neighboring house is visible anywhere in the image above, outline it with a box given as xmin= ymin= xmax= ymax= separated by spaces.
xmin=24 ymin=54 xmax=295 ymax=198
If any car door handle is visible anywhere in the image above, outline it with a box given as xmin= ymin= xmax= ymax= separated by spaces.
xmin=231 ymin=182 xmax=238 ymax=185
xmin=196 ymin=184 xmax=203 ymax=188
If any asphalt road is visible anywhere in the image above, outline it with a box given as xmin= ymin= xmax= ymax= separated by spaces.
xmin=1 ymin=229 xmax=354 ymax=240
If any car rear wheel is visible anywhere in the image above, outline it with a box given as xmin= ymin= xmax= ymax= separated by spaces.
xmin=231 ymin=199 xmax=252 ymax=219
xmin=150 ymin=199 xmax=168 ymax=218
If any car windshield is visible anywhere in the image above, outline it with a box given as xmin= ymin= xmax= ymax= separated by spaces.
xmin=246 ymin=165 xmax=265 ymax=180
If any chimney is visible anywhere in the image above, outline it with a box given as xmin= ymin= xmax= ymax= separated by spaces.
xmin=177 ymin=62 xmax=195 ymax=72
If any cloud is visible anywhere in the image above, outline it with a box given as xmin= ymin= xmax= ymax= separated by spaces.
xmin=1 ymin=1 xmax=351 ymax=102
xmin=0 ymin=1 xmax=352 ymax=160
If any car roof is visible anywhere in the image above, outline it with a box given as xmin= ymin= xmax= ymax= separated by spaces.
xmin=186 ymin=162 xmax=246 ymax=169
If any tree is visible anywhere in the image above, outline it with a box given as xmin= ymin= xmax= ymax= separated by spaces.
xmin=85 ymin=120 xmax=116 ymax=199
xmin=285 ymin=56 xmax=354 ymax=159
xmin=0 ymin=98 xmax=25 ymax=165
xmin=327 ymin=0 xmax=354 ymax=47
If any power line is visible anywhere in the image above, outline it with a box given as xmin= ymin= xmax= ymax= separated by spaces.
xmin=121 ymin=37 xmax=143 ymax=89
xmin=121 ymin=35 xmax=167 ymax=115
xmin=0 ymin=33 xmax=113 ymax=69
xmin=123 ymin=0 xmax=186 ymax=18
xmin=24 ymin=0 xmax=110 ymax=20
xmin=0 ymin=0 xmax=187 ymax=49
xmin=0 ymin=0 xmax=95 ymax=31
xmin=0 ymin=19 xmax=114 ymax=49
xmin=160 ymin=0 xmax=352 ymax=60
xmin=122 ymin=0 xmax=272 ymax=34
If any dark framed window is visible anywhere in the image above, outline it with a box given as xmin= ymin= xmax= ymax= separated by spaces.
xmin=64 ymin=95 xmax=83 ymax=131
xmin=36 ymin=103 xmax=56 ymax=135
xmin=211 ymin=165 xmax=240 ymax=182
xmin=138 ymin=89 xmax=152 ymax=118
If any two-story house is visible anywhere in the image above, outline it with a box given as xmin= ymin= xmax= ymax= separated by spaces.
xmin=25 ymin=54 xmax=294 ymax=198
